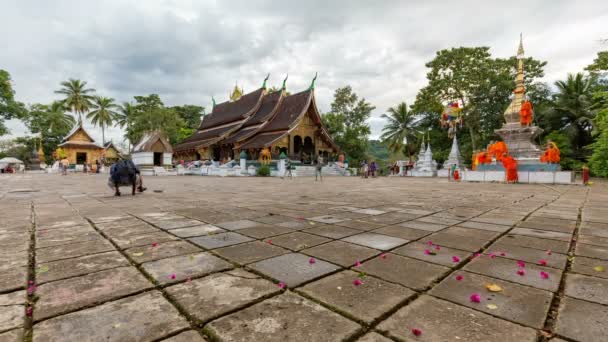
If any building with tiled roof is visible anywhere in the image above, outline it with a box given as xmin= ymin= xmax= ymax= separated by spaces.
xmin=174 ymin=75 xmax=338 ymax=163
xmin=57 ymin=123 xmax=104 ymax=165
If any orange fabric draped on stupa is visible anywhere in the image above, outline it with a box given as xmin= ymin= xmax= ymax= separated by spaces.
xmin=501 ymin=155 xmax=518 ymax=183
xmin=520 ymin=101 xmax=533 ymax=126
xmin=488 ymin=141 xmax=508 ymax=161
xmin=540 ymin=142 xmax=561 ymax=164
xmin=472 ymin=151 xmax=491 ymax=170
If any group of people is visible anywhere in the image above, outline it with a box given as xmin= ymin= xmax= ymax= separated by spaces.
xmin=360 ymin=160 xmax=378 ymax=178
xmin=57 ymin=158 xmax=103 ymax=175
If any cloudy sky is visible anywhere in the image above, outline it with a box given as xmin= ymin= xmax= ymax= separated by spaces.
xmin=2 ymin=0 xmax=607 ymax=145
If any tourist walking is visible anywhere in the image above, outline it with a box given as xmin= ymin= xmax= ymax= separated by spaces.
xmin=61 ymin=157 xmax=69 ymax=175
xmin=370 ymin=161 xmax=377 ymax=178
xmin=315 ymin=155 xmax=323 ymax=181
xmin=282 ymin=158 xmax=293 ymax=179
xmin=361 ymin=160 xmax=369 ymax=179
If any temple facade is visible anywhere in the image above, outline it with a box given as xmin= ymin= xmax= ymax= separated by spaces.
xmin=174 ymin=76 xmax=338 ymax=163
xmin=57 ymin=123 xmax=104 ymax=165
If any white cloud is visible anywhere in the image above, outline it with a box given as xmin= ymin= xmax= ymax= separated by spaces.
xmin=1 ymin=0 xmax=607 ymax=143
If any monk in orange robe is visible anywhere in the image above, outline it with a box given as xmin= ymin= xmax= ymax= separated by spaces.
xmin=540 ymin=141 xmax=560 ymax=164
xmin=520 ymin=101 xmax=533 ymax=126
xmin=488 ymin=141 xmax=508 ymax=161
xmin=501 ymin=155 xmax=518 ymax=183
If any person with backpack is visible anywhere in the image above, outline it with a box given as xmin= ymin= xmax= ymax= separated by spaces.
xmin=108 ymin=159 xmax=146 ymax=196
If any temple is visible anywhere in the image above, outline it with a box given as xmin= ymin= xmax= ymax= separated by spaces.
xmin=57 ymin=123 xmax=104 ymax=165
xmin=174 ymin=75 xmax=339 ymax=163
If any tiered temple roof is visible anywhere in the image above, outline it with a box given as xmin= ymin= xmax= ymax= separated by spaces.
xmin=174 ymin=78 xmax=338 ymax=156
xmin=58 ymin=123 xmax=103 ymax=149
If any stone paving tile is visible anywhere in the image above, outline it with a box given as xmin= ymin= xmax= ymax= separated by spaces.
xmin=308 ymin=215 xmax=346 ymax=224
xmin=35 ymin=266 xmax=152 ymax=320
xmin=0 ymin=267 xmax=27 ymax=292
xmin=555 ymin=296 xmax=608 ymax=342
xmin=472 ymin=216 xmax=521 ymax=226
xmin=32 ymin=291 xmax=189 ymax=342
xmin=580 ymin=226 xmax=608 ymax=238
xmin=0 ymin=232 xmax=30 ymax=247
xmin=571 ymin=256 xmax=608 ymax=279
xmin=125 ymin=240 xmax=201 ymax=263
xmin=299 ymin=270 xmax=415 ymax=323
xmin=0 ymin=251 xmax=29 ymax=271
xmin=392 ymin=242 xmax=471 ymax=267
xmin=238 ymin=225 xmax=293 ymax=239
xmin=36 ymin=231 xmax=104 ymax=249
xmin=487 ymin=241 xmax=568 ymax=269
xmin=510 ymin=227 xmax=572 ymax=241
xmin=575 ymin=243 xmax=608 ymax=260
xmin=0 ymin=294 xmax=23 ymax=332
xmin=166 ymin=269 xmax=279 ymax=322
xmin=356 ymin=332 xmax=392 ymax=342
xmin=342 ymin=232 xmax=408 ymax=250
xmin=206 ymin=292 xmax=360 ymax=342
xmin=377 ymin=295 xmax=537 ymax=341
xmin=301 ymin=241 xmax=380 ymax=267
xmin=36 ymin=225 xmax=95 ymax=238
xmin=36 ymin=251 xmax=129 ymax=284
xmin=252 ymin=215 xmax=296 ymax=225
xmin=332 ymin=211 xmax=371 ymax=220
xmin=154 ymin=218 xmax=204 ymax=230
xmin=189 ymin=232 xmax=254 ymax=249
xmin=518 ymin=217 xmax=576 ymax=234
xmin=464 ymin=255 xmax=562 ymax=292
xmin=94 ymin=219 xmax=142 ymax=230
xmin=495 ymin=234 xmax=570 ymax=254
xmin=36 ymin=239 xmax=116 ymax=263
xmin=142 ymin=252 xmax=232 ymax=285
xmin=303 ymin=225 xmax=361 ymax=239
xmin=564 ymin=273 xmax=608 ymax=305
xmin=0 ymin=329 xmax=22 ymax=342
xmin=334 ymin=219 xmax=385 ymax=231
xmin=353 ymin=208 xmax=387 ymax=216
xmin=354 ymin=253 xmax=450 ymax=290
xmin=577 ymin=234 xmax=608 ymax=248
xmin=215 ymin=219 xmax=262 ymax=231
xmin=249 ymin=253 xmax=340 ymax=287
xmin=169 ymin=224 xmax=225 ymax=238
xmin=359 ymin=212 xmax=415 ymax=225
xmin=103 ymin=223 xmax=160 ymax=238
xmin=214 ymin=241 xmax=289 ymax=265
xmin=430 ymin=270 xmax=553 ymax=328
xmin=398 ymin=220 xmax=447 ymax=232
xmin=456 ymin=220 xmax=512 ymax=232
xmin=267 ymin=232 xmax=331 ymax=251
xmin=161 ymin=330 xmax=207 ymax=341
xmin=0 ymin=290 xmax=25 ymax=305
xmin=111 ymin=231 xmax=178 ymax=249
xmin=371 ymin=225 xmax=432 ymax=241
xmin=417 ymin=215 xmax=463 ymax=226
xmin=424 ymin=231 xmax=490 ymax=252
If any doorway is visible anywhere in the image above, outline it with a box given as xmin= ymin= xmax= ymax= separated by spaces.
xmin=153 ymin=152 xmax=162 ymax=166
xmin=76 ymin=152 xmax=87 ymax=164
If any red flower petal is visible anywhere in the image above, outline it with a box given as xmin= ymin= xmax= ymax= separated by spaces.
xmin=152 ymin=242 xmax=158 ymax=247
xmin=412 ymin=328 xmax=422 ymax=337
xmin=455 ymin=275 xmax=464 ymax=281
xmin=538 ymin=259 xmax=547 ymax=266
xmin=517 ymin=269 xmax=526 ymax=276
xmin=278 ymin=282 xmax=286 ymax=289
xmin=427 ymin=241 xmax=433 ymax=246
xmin=517 ymin=260 xmax=526 ymax=268
xmin=470 ymin=293 xmax=481 ymax=303
xmin=546 ymin=250 xmax=552 ymax=255
xmin=355 ymin=261 xmax=362 ymax=267
xmin=309 ymin=257 xmax=316 ymax=264
xmin=500 ymin=252 xmax=506 ymax=256
xmin=424 ymin=249 xmax=432 ymax=255
xmin=353 ymin=279 xmax=362 ymax=286
xmin=488 ymin=252 xmax=496 ymax=259
xmin=540 ymin=271 xmax=549 ymax=279
xmin=26 ymin=306 xmax=33 ymax=317
xmin=452 ymin=256 xmax=461 ymax=263
xmin=266 ymin=239 xmax=273 ymax=244
xmin=169 ymin=274 xmax=176 ymax=279
xmin=380 ymin=253 xmax=388 ymax=259
xmin=435 ymin=245 xmax=441 ymax=250
xmin=473 ymin=253 xmax=481 ymax=258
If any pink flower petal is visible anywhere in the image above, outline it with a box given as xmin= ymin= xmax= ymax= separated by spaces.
xmin=470 ymin=293 xmax=481 ymax=303
xmin=353 ymin=279 xmax=363 ymax=286
xmin=435 ymin=245 xmax=441 ymax=250
xmin=354 ymin=261 xmax=362 ymax=267
xmin=517 ymin=260 xmax=526 ymax=268
xmin=473 ymin=253 xmax=481 ymax=258
xmin=152 ymin=242 xmax=158 ymax=247
xmin=538 ymin=259 xmax=548 ymax=266
xmin=488 ymin=253 xmax=496 ymax=259
xmin=26 ymin=306 xmax=33 ymax=317
xmin=546 ymin=250 xmax=552 ymax=255
xmin=452 ymin=256 xmax=461 ymax=263
xmin=540 ymin=271 xmax=549 ymax=279
xmin=500 ymin=252 xmax=507 ymax=256
xmin=169 ymin=274 xmax=176 ymax=279
xmin=424 ymin=249 xmax=432 ymax=255
xmin=266 ymin=239 xmax=273 ymax=244
xmin=412 ymin=328 xmax=422 ymax=337
xmin=309 ymin=257 xmax=316 ymax=264
xmin=455 ymin=275 xmax=464 ymax=281
xmin=380 ymin=253 xmax=388 ymax=259
xmin=27 ymin=284 xmax=36 ymax=295
xmin=278 ymin=282 xmax=286 ymax=289
xmin=517 ymin=269 xmax=526 ymax=276
xmin=427 ymin=241 xmax=433 ymax=246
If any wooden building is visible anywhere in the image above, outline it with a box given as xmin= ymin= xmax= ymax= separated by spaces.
xmin=174 ymin=76 xmax=338 ymax=163
xmin=131 ymin=131 xmax=173 ymax=167
xmin=102 ymin=141 xmax=124 ymax=165
xmin=57 ymin=123 xmax=104 ymax=165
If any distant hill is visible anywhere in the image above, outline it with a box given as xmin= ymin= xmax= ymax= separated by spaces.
xmin=367 ymin=140 xmax=390 ymax=161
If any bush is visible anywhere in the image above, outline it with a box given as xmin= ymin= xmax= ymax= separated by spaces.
xmin=256 ymin=164 xmax=271 ymax=176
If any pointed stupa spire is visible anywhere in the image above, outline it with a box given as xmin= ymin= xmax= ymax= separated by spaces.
xmin=517 ymin=33 xmax=524 ymax=59
xmin=229 ymin=82 xmax=243 ymax=101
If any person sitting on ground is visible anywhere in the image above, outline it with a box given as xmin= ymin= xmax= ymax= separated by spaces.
xmin=108 ymin=159 xmax=146 ymax=196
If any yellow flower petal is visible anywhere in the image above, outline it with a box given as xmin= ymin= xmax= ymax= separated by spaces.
xmin=486 ymin=304 xmax=498 ymax=310
xmin=594 ymin=266 xmax=605 ymax=272
xmin=132 ymin=252 xmax=144 ymax=257
xmin=485 ymin=283 xmax=503 ymax=292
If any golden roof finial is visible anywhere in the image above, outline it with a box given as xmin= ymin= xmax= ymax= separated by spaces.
xmin=517 ymin=33 xmax=524 ymax=59
xmin=229 ymin=82 xmax=243 ymax=101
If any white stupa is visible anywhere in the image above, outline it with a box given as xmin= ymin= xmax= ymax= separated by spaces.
xmin=412 ymin=137 xmax=438 ymax=177
xmin=438 ymin=135 xmax=465 ymax=177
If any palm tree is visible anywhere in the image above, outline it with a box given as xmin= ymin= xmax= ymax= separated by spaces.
xmin=115 ymin=102 xmax=135 ymax=150
xmin=87 ymin=96 xmax=118 ymax=145
xmin=380 ymin=102 xmax=421 ymax=160
xmin=549 ymin=73 xmax=595 ymax=156
xmin=45 ymin=101 xmax=75 ymax=134
xmin=54 ymin=79 xmax=95 ymax=123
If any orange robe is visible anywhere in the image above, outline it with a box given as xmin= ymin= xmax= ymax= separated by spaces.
xmin=520 ymin=101 xmax=533 ymax=126
xmin=488 ymin=141 xmax=508 ymax=161
xmin=540 ymin=144 xmax=561 ymax=164
xmin=501 ymin=155 xmax=518 ymax=183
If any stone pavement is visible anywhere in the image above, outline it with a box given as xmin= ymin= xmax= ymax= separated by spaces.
xmin=0 ymin=173 xmax=607 ymax=341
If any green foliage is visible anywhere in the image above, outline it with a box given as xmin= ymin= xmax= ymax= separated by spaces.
xmin=256 ymin=164 xmax=271 ymax=176
xmin=0 ymin=137 xmax=35 ymax=164
xmin=589 ymin=107 xmax=608 ymax=177
xmin=25 ymin=101 xmax=75 ymax=163
xmin=115 ymin=102 xmax=135 ymax=147
xmin=322 ymin=86 xmax=374 ymax=165
xmin=585 ymin=51 xmax=608 ymax=74
xmin=54 ymin=79 xmax=95 ymax=123
xmin=176 ymin=127 xmax=195 ymax=143
xmin=367 ymin=140 xmax=390 ymax=161
xmin=128 ymin=94 xmax=186 ymax=145
xmin=87 ymin=96 xmax=119 ymax=145
xmin=0 ymin=69 xmax=27 ymax=136
xmin=171 ymin=105 xmax=205 ymax=129
xmin=380 ymin=102 xmax=420 ymax=154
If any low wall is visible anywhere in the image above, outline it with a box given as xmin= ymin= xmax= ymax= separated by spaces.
xmin=462 ymin=170 xmax=575 ymax=184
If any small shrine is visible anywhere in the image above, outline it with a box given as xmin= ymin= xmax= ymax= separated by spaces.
xmin=131 ymin=131 xmax=173 ymax=168
xmin=102 ymin=141 xmax=124 ymax=165
xmin=56 ymin=123 xmax=104 ymax=166
xmin=411 ymin=134 xmax=438 ymax=177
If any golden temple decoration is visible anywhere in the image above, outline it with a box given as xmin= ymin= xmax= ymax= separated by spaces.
xmin=259 ymin=148 xmax=271 ymax=165
xmin=229 ymin=83 xmax=244 ymax=102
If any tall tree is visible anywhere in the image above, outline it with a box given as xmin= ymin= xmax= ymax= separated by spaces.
xmin=380 ymin=102 xmax=420 ymax=159
xmin=25 ymin=101 xmax=75 ymax=162
xmin=0 ymin=69 xmax=27 ymax=136
xmin=322 ymin=86 xmax=374 ymax=164
xmin=171 ymin=105 xmax=205 ymax=129
xmin=129 ymin=94 xmax=185 ymax=144
xmin=87 ymin=96 xmax=119 ymax=145
xmin=54 ymin=79 xmax=95 ymax=123
xmin=115 ymin=102 xmax=135 ymax=150
xmin=547 ymin=73 xmax=595 ymax=157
